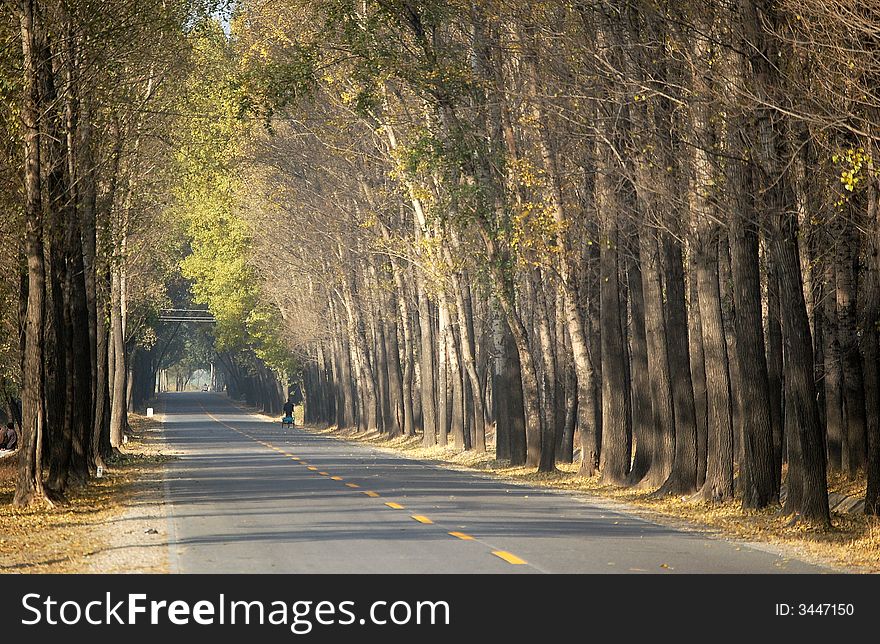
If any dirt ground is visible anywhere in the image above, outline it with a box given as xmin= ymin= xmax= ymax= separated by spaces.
xmin=0 ymin=414 xmax=175 ymax=573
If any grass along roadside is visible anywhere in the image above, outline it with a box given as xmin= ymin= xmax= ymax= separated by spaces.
xmin=304 ymin=425 xmax=879 ymax=573
xmin=0 ymin=413 xmax=175 ymax=573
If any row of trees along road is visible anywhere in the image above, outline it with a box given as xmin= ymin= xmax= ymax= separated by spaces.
xmin=2 ymin=1 xmax=880 ymax=526
xmin=0 ymin=0 xmax=294 ymax=508
xmin=219 ymin=0 xmax=880 ymax=526
xmin=0 ymin=0 xmax=203 ymax=506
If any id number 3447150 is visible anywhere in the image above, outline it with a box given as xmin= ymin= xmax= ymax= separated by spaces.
xmin=775 ymin=603 xmax=854 ymax=616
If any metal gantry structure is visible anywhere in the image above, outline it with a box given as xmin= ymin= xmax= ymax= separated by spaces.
xmin=158 ymin=308 xmax=217 ymax=324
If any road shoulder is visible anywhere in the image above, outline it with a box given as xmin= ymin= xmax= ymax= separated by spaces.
xmin=84 ymin=413 xmax=176 ymax=573
xmin=0 ymin=412 xmax=176 ymax=574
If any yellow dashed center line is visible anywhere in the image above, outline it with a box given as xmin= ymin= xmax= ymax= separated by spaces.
xmin=201 ymin=405 xmax=532 ymax=569
xmin=492 ymin=551 xmax=527 ymax=565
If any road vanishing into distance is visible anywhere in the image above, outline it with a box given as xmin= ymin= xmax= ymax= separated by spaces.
xmin=161 ymin=392 xmax=829 ymax=574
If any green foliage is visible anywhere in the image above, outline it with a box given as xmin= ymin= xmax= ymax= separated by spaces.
xmin=170 ymin=18 xmax=295 ymax=376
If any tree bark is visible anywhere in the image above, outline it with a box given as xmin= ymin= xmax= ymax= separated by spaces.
xmin=864 ymin=174 xmax=880 ymax=515
xmin=382 ymin=283 xmax=405 ymax=437
xmin=598 ymin=209 xmax=629 ymax=484
xmin=341 ymin=278 xmax=379 ymax=432
xmin=534 ymin=273 xmax=558 ymax=473
xmin=736 ymin=0 xmax=829 ymax=524
xmin=493 ymin=303 xmax=526 ymax=464
xmin=696 ymin=233 xmax=735 ymax=502
xmin=395 ymin=267 xmax=416 ymax=436
xmin=636 ymin=229 xmax=675 ymax=487
xmin=774 ymin=216 xmax=830 ymax=525
xmin=486 ymin=250 xmax=543 ymax=468
xmin=836 ymin=219 xmax=867 ymax=474
xmin=416 ymin=272 xmax=437 ymax=446
xmin=109 ymin=265 xmax=126 ymax=448
xmin=765 ymin=255 xmax=785 ymax=475
xmin=450 ymin=264 xmax=487 ymax=452
xmin=38 ymin=31 xmax=74 ymax=496
xmin=15 ymin=0 xmax=49 ymax=507
xmin=823 ymin=254 xmax=844 ymax=470
xmin=436 ymin=294 xmax=450 ymax=447
xmin=626 ymin=237 xmax=652 ymax=484
xmin=689 ymin=251 xmax=709 ymax=490
xmin=656 ymin=235 xmax=699 ymax=496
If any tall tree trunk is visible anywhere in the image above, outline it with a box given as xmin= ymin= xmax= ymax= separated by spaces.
xmin=687 ymin=19 xmax=731 ymax=498
xmin=42 ymin=29 xmax=71 ymax=494
xmin=98 ymin=266 xmax=112 ymax=458
xmin=656 ymin=235 xmax=699 ymax=496
xmin=383 ymin=285 xmax=405 ymax=437
xmin=837 ymin=219 xmax=867 ymax=474
xmin=765 ymin=256 xmax=785 ymax=474
xmin=61 ymin=13 xmax=91 ymax=485
xmin=341 ymin=331 xmax=358 ymax=428
xmin=637 ymin=230 xmax=675 ymax=487
xmin=598 ymin=210 xmax=629 ymax=484
xmin=333 ymin=301 xmax=357 ymax=429
xmin=696 ymin=233 xmax=735 ymax=502
xmin=569 ymin=283 xmax=599 ymax=477
xmin=718 ymin=237 xmax=742 ymax=474
xmin=450 ymin=264 xmax=487 ymax=452
xmin=626 ymin=237 xmax=652 ymax=484
xmin=398 ymin=273 xmax=416 ymax=436
xmin=486 ymin=250 xmax=543 ymax=468
xmin=493 ymin=304 xmax=526 ymax=464
xmin=109 ymin=266 xmax=126 ymax=448
xmin=44 ymin=211 xmax=69 ymax=494
xmin=729 ymin=216 xmax=778 ymax=507
xmin=823 ymin=254 xmax=844 ymax=470
xmin=341 ymin=279 xmax=379 ymax=432
xmin=689 ymin=252 xmax=709 ymax=490
xmin=558 ymin=341 xmax=577 ymax=464
xmin=535 ymin=273 xmax=558 ymax=473
xmin=15 ymin=0 xmax=49 ymax=507
xmin=78 ymin=84 xmax=100 ymax=475
xmin=445 ymin=296 xmax=466 ymax=450
xmin=437 ymin=295 xmax=451 ymax=447
xmin=863 ymin=298 xmax=880 ymax=515
xmin=774 ymin=216 xmax=830 ymax=525
xmin=864 ymin=174 xmax=880 ymax=515
xmin=91 ymin=325 xmax=114 ymax=461
xmin=373 ymin=308 xmax=389 ymax=434
xmin=737 ymin=0 xmax=827 ymax=524
xmin=416 ymin=272 xmax=437 ymax=446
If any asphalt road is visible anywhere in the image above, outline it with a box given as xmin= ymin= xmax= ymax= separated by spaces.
xmin=161 ymin=392 xmax=829 ymax=574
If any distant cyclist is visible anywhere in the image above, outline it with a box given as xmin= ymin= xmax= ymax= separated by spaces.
xmin=282 ymin=397 xmax=295 ymax=429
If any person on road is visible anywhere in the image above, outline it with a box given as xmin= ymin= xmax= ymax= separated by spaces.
xmin=282 ymin=397 xmax=295 ymax=427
